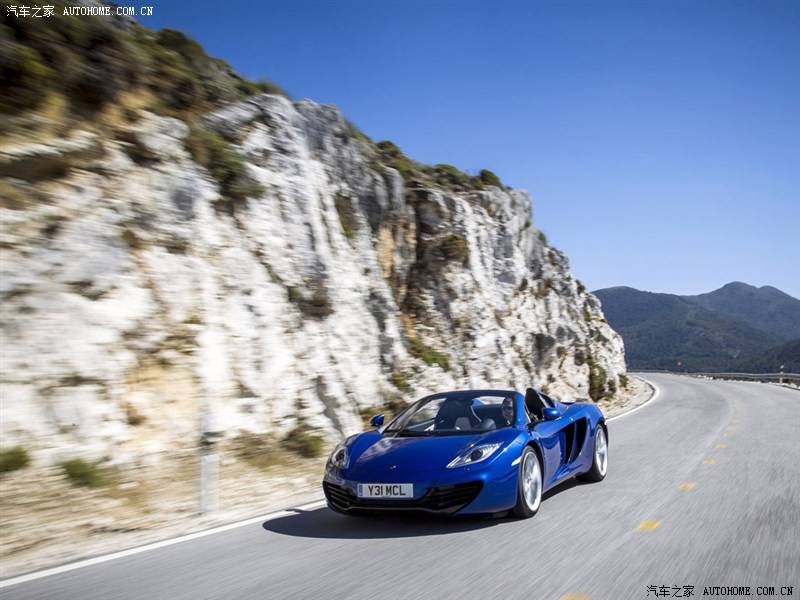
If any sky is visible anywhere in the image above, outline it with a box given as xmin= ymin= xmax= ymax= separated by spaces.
xmin=138 ymin=0 xmax=800 ymax=298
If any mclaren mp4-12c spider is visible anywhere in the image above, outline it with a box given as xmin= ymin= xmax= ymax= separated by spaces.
xmin=323 ymin=388 xmax=607 ymax=518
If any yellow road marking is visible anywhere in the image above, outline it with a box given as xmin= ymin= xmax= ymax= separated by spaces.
xmin=703 ymin=459 xmax=715 ymax=465
xmin=717 ymin=443 xmax=727 ymax=449
xmin=560 ymin=596 xmax=591 ymax=600
xmin=678 ymin=482 xmax=696 ymax=491
xmin=637 ymin=520 xmax=661 ymax=531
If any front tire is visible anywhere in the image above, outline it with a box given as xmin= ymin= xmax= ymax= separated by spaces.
xmin=578 ymin=424 xmax=608 ymax=483
xmin=512 ymin=447 xmax=542 ymax=518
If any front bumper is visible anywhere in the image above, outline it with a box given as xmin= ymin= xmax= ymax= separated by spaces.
xmin=323 ymin=462 xmax=518 ymax=515
xmin=323 ymin=480 xmax=483 ymax=514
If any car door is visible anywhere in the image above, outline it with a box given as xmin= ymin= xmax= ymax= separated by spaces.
xmin=533 ymin=393 xmax=590 ymax=484
xmin=555 ymin=401 xmax=590 ymax=477
xmin=533 ymin=415 xmax=566 ymax=488
xmin=525 ymin=390 xmax=566 ymax=487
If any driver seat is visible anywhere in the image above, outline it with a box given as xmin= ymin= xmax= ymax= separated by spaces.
xmin=435 ymin=399 xmax=480 ymax=430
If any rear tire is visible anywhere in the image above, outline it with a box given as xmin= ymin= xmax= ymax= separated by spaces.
xmin=512 ymin=447 xmax=542 ymax=518
xmin=578 ymin=424 xmax=608 ymax=483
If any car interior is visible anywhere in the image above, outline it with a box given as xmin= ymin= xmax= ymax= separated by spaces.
xmin=432 ymin=397 xmax=514 ymax=432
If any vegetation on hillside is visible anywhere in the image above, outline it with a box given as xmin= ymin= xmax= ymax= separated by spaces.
xmin=0 ymin=446 xmax=30 ymax=474
xmin=1 ymin=4 xmax=284 ymax=119
xmin=731 ymin=339 xmax=800 ymax=373
xmin=60 ymin=458 xmax=106 ymax=487
xmin=373 ymin=141 xmax=505 ymax=193
xmin=184 ymin=125 xmax=264 ymax=210
xmin=1 ymin=6 xmax=505 ymax=198
xmin=407 ymin=336 xmax=451 ymax=371
xmin=586 ymin=353 xmax=611 ymax=402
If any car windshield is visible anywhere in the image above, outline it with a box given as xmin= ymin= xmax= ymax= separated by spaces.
xmin=384 ymin=392 xmax=517 ymax=436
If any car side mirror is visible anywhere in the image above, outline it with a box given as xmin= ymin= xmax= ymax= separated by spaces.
xmin=542 ymin=407 xmax=561 ymax=421
xmin=369 ymin=414 xmax=385 ymax=428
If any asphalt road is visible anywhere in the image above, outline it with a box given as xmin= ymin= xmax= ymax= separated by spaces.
xmin=3 ymin=374 xmax=799 ymax=600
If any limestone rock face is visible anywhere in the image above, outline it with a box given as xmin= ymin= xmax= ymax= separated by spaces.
xmin=0 ymin=94 xmax=625 ymax=462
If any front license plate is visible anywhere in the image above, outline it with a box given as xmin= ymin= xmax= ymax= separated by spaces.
xmin=357 ymin=483 xmax=414 ymax=499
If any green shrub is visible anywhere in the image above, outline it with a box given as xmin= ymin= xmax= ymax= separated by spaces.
xmin=286 ymin=283 xmax=334 ymax=319
xmin=431 ymin=164 xmax=473 ymax=190
xmin=231 ymin=432 xmax=281 ymax=470
xmin=440 ymin=234 xmax=468 ymax=263
xmin=155 ymin=28 xmax=207 ymax=64
xmin=373 ymin=142 xmax=505 ymax=193
xmin=408 ymin=337 xmax=450 ymax=371
xmin=1 ymin=8 xmax=143 ymax=113
xmin=390 ymin=370 xmax=411 ymax=392
xmin=69 ymin=19 xmax=140 ymax=111
xmin=236 ymin=78 xmax=285 ymax=98
xmin=586 ymin=354 xmax=609 ymax=403
xmin=375 ymin=140 xmax=421 ymax=181
xmin=334 ymin=193 xmax=358 ymax=240
xmin=0 ymin=447 xmax=31 ymax=474
xmin=345 ymin=119 xmax=372 ymax=144
xmin=150 ymin=29 xmax=284 ymax=108
xmin=60 ymin=458 xmax=104 ymax=488
xmin=618 ymin=373 xmax=630 ymax=389
xmin=477 ymin=169 xmax=502 ymax=188
xmin=382 ymin=393 xmax=410 ymax=415
xmin=0 ymin=42 xmax=55 ymax=114
xmin=284 ymin=427 xmax=324 ymax=458
xmin=185 ymin=125 xmax=264 ymax=208
xmin=1 ymin=11 xmax=285 ymax=118
xmin=582 ymin=302 xmax=593 ymax=322
xmin=360 ymin=393 xmax=408 ymax=428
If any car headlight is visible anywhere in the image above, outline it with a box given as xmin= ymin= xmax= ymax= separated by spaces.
xmin=447 ymin=442 xmax=502 ymax=468
xmin=328 ymin=441 xmax=349 ymax=469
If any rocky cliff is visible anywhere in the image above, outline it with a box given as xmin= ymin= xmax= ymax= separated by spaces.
xmin=0 ymin=21 xmax=626 ymax=465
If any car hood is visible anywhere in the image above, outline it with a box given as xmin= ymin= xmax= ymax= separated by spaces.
xmin=345 ymin=429 xmax=513 ymax=479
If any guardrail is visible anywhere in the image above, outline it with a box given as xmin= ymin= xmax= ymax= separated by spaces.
xmin=633 ymin=370 xmax=800 ymax=386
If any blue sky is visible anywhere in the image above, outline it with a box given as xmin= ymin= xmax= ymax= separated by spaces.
xmin=139 ymin=1 xmax=799 ymax=298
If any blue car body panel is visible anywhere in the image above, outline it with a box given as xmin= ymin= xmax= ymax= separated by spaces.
xmin=323 ymin=389 xmax=606 ymax=515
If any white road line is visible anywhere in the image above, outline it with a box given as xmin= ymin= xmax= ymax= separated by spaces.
xmin=607 ymin=376 xmax=661 ymax=422
xmin=2 ymin=376 xmax=661 ymax=589
xmin=0 ymin=500 xmax=327 ymax=589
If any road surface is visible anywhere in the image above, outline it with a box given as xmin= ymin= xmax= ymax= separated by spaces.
xmin=2 ymin=374 xmax=798 ymax=599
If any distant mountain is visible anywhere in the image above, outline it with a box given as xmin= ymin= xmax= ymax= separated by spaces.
xmin=594 ymin=284 xmax=800 ymax=372
xmin=686 ymin=282 xmax=800 ymax=341
xmin=732 ymin=339 xmax=800 ymax=373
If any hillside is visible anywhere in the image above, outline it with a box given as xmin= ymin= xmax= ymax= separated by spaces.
xmin=595 ymin=285 xmax=800 ymax=372
xmin=0 ymin=9 xmax=626 ymax=464
xmin=686 ymin=282 xmax=800 ymax=341
xmin=732 ymin=339 xmax=800 ymax=373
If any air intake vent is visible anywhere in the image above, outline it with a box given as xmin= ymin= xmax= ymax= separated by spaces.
xmin=323 ymin=481 xmax=483 ymax=514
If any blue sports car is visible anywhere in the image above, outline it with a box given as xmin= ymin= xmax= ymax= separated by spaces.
xmin=323 ymin=388 xmax=608 ymax=518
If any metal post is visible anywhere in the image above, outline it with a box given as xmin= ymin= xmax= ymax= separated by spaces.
xmin=199 ymin=408 xmax=223 ymax=515
xmin=199 ymin=440 xmax=219 ymax=515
